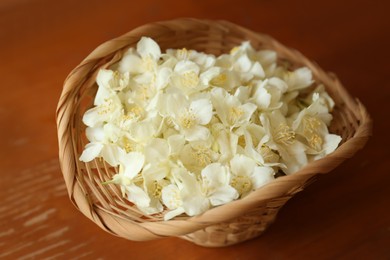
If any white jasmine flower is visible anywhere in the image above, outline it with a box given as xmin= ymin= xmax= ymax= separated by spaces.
xmin=82 ymin=90 xmax=123 ymax=128
xmin=235 ymin=123 xmax=282 ymax=167
xmin=260 ymin=110 xmax=308 ymax=174
xmin=96 ymin=69 xmax=130 ymax=92
xmin=180 ymin=139 xmax=219 ymax=173
xmin=230 ymin=42 xmax=265 ymax=82
xmin=164 ymin=93 xmax=213 ymax=141
xmin=79 ymin=125 xmax=123 ymax=166
xmin=118 ymin=37 xmax=161 ymax=75
xmin=230 ymin=154 xmax=274 ymax=197
xmin=292 ymin=94 xmax=341 ymax=158
xmin=170 ymin=60 xmax=207 ymax=95
xmin=162 ymin=163 xmax=238 ymax=220
xmin=211 ymin=88 xmax=257 ymax=129
xmin=110 ymin=151 xmax=150 ymax=208
xmin=251 ymin=78 xmax=288 ymax=110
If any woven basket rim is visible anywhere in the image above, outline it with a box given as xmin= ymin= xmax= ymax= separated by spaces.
xmin=56 ymin=18 xmax=372 ymax=240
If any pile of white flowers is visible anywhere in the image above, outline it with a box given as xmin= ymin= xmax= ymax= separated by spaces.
xmin=80 ymin=37 xmax=341 ymax=220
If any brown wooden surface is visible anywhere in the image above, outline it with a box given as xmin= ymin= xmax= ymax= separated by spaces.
xmin=0 ymin=0 xmax=389 ymax=259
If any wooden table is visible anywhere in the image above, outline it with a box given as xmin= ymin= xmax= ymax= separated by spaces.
xmin=1 ymin=0 xmax=389 ymax=259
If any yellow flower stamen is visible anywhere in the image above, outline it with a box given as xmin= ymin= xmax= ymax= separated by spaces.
xmin=211 ymin=73 xmax=227 ymax=86
xmin=179 ymin=110 xmax=197 ymax=129
xmin=275 ymin=123 xmax=295 ymax=145
xmin=180 ymin=71 xmax=199 ymax=88
xmin=191 ymin=145 xmax=212 ymax=167
xmin=258 ymin=145 xmax=280 ymax=163
xmin=152 ymin=181 xmax=163 ymax=199
xmin=303 ymin=116 xmax=324 ymax=151
xmin=231 ymin=175 xmax=252 ymax=195
xmin=97 ymin=98 xmax=114 ymax=115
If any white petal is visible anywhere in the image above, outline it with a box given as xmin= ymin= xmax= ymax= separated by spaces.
xmin=94 ymin=85 xmax=113 ymax=105
xmin=230 ymin=154 xmax=256 ymax=176
xmin=209 ymin=186 xmax=238 ymax=206
xmin=182 ymin=195 xmax=210 ymax=216
xmin=279 ymin=142 xmax=308 ymax=174
xmin=96 ymin=69 xmax=114 ymax=89
xmin=240 ymin=103 xmax=257 ymax=122
xmin=253 ymin=87 xmax=271 ymax=109
xmin=167 ymin=134 xmax=185 ymax=154
xmin=234 ymin=86 xmax=251 ymax=103
xmin=183 ymin=125 xmax=210 ymax=141
xmin=162 ymin=184 xmax=182 ymax=210
xmin=286 ymin=67 xmax=313 ymax=91
xmin=217 ymin=130 xmax=238 ymax=163
xmin=166 ymin=93 xmax=188 ymax=117
xmin=138 ymin=201 xmax=163 ymax=215
xmin=156 ymin=67 xmax=172 ymax=90
xmin=256 ymin=50 xmax=277 ymax=67
xmin=100 ymin=145 xmax=122 ymax=166
xmin=118 ymin=52 xmax=143 ymax=74
xmin=85 ymin=126 xmax=105 ymax=142
xmin=201 ymin=163 xmax=228 ymax=188
xmin=323 ymin=134 xmax=342 ymax=155
xmin=164 ymin=207 xmax=185 ymax=221
xmin=79 ymin=142 xmax=103 ymax=162
xmin=82 ymin=107 xmax=101 ymax=127
xmin=251 ymin=166 xmax=274 ymax=189
xmin=268 ymin=77 xmax=288 ymax=93
xmin=174 ymin=60 xmax=200 ymax=74
xmin=120 ymin=152 xmax=145 ymax=179
xmin=234 ymin=53 xmax=252 ymax=72
xmin=137 ymin=37 xmax=161 ymax=60
xmin=133 ymin=71 xmax=154 ymax=85
xmin=199 ymin=67 xmax=221 ymax=85
xmin=190 ymin=99 xmax=213 ymax=125
xmin=250 ymin=62 xmax=265 ymax=78
xmin=144 ymin=138 xmax=169 ymax=163
xmin=126 ymin=184 xmax=150 ymax=208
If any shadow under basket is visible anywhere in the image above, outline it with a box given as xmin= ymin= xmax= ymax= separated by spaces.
xmin=56 ymin=18 xmax=372 ymax=247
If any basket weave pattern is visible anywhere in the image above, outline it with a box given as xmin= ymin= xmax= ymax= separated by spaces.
xmin=56 ymin=19 xmax=372 ymax=247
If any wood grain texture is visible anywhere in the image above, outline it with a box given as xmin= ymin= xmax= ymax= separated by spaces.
xmin=0 ymin=0 xmax=389 ymax=259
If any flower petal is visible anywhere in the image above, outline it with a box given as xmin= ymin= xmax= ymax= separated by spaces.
xmin=137 ymin=37 xmax=161 ymax=60
xmin=190 ymin=99 xmax=213 ymax=125
xmin=79 ymin=142 xmax=103 ymax=162
xmin=164 ymin=207 xmax=185 ymax=221
xmin=182 ymin=195 xmax=210 ymax=216
xmin=201 ymin=163 xmax=228 ymax=188
xmin=120 ymin=151 xmax=145 ymax=179
xmin=251 ymin=166 xmax=274 ymax=189
xmin=183 ymin=125 xmax=210 ymax=141
xmin=156 ymin=67 xmax=172 ymax=90
xmin=100 ymin=145 xmax=122 ymax=166
xmin=209 ymin=186 xmax=238 ymax=206
xmin=162 ymin=184 xmax=182 ymax=210
xmin=323 ymin=134 xmax=342 ymax=155
xmin=126 ymin=184 xmax=151 ymax=208
xmin=230 ymin=154 xmax=256 ymax=176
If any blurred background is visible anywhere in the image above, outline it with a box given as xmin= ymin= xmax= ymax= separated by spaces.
xmin=0 ymin=0 xmax=389 ymax=259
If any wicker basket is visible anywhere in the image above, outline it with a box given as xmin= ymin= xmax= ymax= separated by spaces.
xmin=56 ymin=18 xmax=372 ymax=247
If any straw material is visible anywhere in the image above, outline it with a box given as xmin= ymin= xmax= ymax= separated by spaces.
xmin=56 ymin=18 xmax=372 ymax=247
